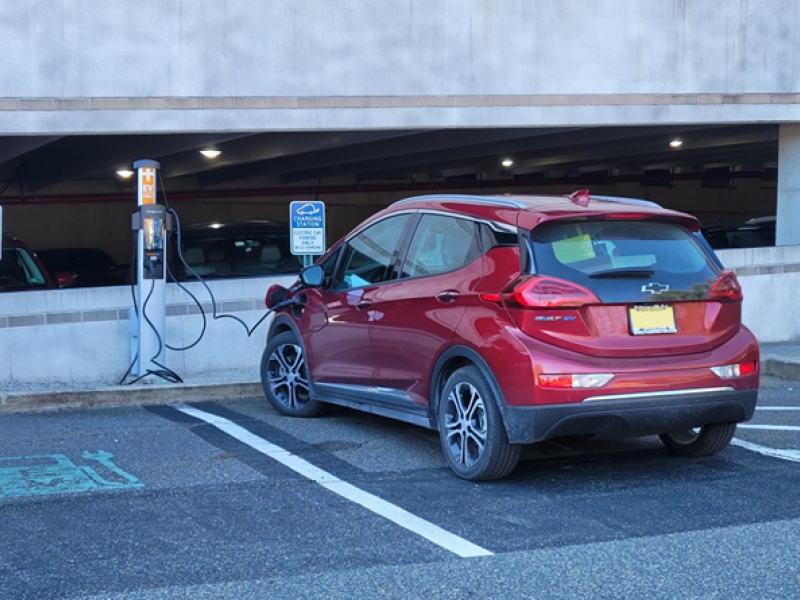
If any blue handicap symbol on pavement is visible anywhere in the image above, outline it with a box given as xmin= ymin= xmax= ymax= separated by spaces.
xmin=0 ymin=450 xmax=144 ymax=498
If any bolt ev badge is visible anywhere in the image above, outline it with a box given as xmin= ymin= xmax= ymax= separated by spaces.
xmin=642 ymin=282 xmax=669 ymax=294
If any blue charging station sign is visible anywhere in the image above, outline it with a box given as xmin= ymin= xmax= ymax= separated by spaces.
xmin=290 ymin=200 xmax=325 ymax=255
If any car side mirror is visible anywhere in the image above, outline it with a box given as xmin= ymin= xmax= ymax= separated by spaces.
xmin=55 ymin=271 xmax=78 ymax=288
xmin=300 ymin=264 xmax=324 ymax=288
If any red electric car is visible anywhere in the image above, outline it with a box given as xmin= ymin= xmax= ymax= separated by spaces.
xmin=261 ymin=191 xmax=760 ymax=480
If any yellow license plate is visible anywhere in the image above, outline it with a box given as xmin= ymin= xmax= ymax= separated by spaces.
xmin=629 ymin=304 xmax=677 ymax=335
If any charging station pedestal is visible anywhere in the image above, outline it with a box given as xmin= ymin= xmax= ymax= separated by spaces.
xmin=130 ymin=159 xmax=168 ymax=379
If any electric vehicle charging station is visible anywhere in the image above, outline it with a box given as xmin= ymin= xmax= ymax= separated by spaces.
xmin=130 ymin=159 xmax=170 ymax=379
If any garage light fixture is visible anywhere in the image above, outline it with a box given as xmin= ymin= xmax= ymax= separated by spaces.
xmin=501 ymin=158 xmax=514 ymax=168
xmin=116 ymin=169 xmax=134 ymax=178
xmin=199 ymin=149 xmax=222 ymax=159
xmin=669 ymin=139 xmax=683 ymax=148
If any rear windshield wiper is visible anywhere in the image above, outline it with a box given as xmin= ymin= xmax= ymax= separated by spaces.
xmin=589 ymin=268 xmax=655 ymax=278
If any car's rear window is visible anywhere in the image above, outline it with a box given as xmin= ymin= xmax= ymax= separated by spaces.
xmin=529 ymin=220 xmax=720 ymax=303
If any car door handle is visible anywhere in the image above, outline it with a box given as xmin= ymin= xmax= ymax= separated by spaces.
xmin=356 ymin=300 xmax=374 ymax=310
xmin=436 ymin=290 xmax=460 ymax=303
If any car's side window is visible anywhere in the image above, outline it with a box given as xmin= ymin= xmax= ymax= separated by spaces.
xmin=331 ymin=214 xmax=410 ymax=291
xmin=400 ymin=214 xmax=481 ymax=279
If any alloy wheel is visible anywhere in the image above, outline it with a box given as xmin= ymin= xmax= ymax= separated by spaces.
xmin=267 ymin=343 xmax=311 ymax=410
xmin=443 ymin=381 xmax=488 ymax=467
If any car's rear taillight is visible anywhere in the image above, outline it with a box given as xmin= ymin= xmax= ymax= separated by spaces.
xmin=707 ymin=271 xmax=743 ymax=302
xmin=710 ymin=361 xmax=758 ymax=378
xmin=507 ymin=275 xmax=600 ymax=308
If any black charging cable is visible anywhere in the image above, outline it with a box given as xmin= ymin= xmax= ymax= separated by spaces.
xmin=167 ymin=207 xmax=282 ymax=337
xmin=120 ymin=258 xmax=184 ymax=385
xmin=119 ymin=175 xmax=302 ymax=384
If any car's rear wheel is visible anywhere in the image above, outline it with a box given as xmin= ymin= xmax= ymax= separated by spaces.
xmin=260 ymin=331 xmax=324 ymax=417
xmin=659 ymin=423 xmax=737 ymax=456
xmin=437 ymin=366 xmax=521 ymax=481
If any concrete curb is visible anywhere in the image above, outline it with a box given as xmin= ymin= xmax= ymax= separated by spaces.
xmin=0 ymin=381 xmax=262 ymax=414
xmin=762 ymin=357 xmax=800 ymax=381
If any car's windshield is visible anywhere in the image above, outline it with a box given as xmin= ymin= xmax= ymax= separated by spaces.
xmin=0 ymin=247 xmax=49 ymax=290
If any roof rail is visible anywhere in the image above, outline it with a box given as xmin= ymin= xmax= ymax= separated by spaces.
xmin=590 ymin=195 xmax=662 ymax=209
xmin=392 ymin=194 xmax=528 ymax=209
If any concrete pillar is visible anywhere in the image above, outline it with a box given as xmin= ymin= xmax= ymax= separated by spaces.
xmin=777 ymin=124 xmax=800 ymax=246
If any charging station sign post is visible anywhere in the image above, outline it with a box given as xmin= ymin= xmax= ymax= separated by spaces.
xmin=290 ymin=201 xmax=325 ymax=267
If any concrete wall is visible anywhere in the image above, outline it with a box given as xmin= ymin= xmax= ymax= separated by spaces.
xmin=0 ymin=276 xmax=297 ymax=387
xmin=1 ymin=0 xmax=800 ymax=134
xmin=718 ymin=245 xmax=800 ymax=343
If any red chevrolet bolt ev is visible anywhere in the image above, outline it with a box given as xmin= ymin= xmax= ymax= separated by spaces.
xmin=261 ymin=191 xmax=760 ymax=480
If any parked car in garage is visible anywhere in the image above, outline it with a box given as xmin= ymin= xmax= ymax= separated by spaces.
xmin=702 ymin=216 xmax=775 ymax=250
xmin=168 ymin=220 xmax=302 ymax=282
xmin=0 ymin=233 xmax=76 ymax=291
xmin=37 ymin=247 xmax=129 ymax=288
xmin=260 ymin=191 xmax=760 ymax=481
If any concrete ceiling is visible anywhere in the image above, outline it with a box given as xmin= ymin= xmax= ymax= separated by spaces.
xmin=0 ymin=124 xmax=779 ymax=201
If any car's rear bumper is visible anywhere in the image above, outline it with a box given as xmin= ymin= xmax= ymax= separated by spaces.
xmin=501 ymin=387 xmax=758 ymax=444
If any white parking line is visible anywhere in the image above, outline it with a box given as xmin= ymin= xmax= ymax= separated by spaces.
xmin=738 ymin=424 xmax=800 ymax=432
xmin=731 ymin=438 xmax=800 ymax=463
xmin=175 ymin=405 xmax=493 ymax=558
xmin=756 ymin=407 xmax=800 ymax=411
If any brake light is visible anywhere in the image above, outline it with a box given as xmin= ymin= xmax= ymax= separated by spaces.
xmin=538 ymin=373 xmax=614 ymax=388
xmin=603 ymin=212 xmax=650 ymax=220
xmin=509 ymin=276 xmax=600 ymax=308
xmin=707 ymin=271 xmax=743 ymax=302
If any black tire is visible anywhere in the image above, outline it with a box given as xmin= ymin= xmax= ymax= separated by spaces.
xmin=437 ymin=366 xmax=521 ymax=481
xmin=260 ymin=332 xmax=324 ymax=417
xmin=659 ymin=423 xmax=737 ymax=457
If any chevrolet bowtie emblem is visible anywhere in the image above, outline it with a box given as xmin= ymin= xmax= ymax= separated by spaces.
xmin=642 ymin=282 xmax=669 ymax=294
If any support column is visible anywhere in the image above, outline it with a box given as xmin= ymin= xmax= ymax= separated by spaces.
xmin=777 ymin=124 xmax=800 ymax=246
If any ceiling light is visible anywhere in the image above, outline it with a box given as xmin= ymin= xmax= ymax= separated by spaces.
xmin=209 ymin=223 xmax=223 ymax=229
xmin=501 ymin=158 xmax=514 ymax=168
xmin=669 ymin=139 xmax=683 ymax=148
xmin=200 ymin=149 xmax=222 ymax=158
xmin=116 ymin=169 xmax=134 ymax=178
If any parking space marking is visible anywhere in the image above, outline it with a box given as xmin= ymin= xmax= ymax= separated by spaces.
xmin=756 ymin=407 xmax=800 ymax=411
xmin=738 ymin=424 xmax=800 ymax=432
xmin=175 ymin=405 xmax=493 ymax=558
xmin=732 ymin=439 xmax=800 ymax=463
xmin=0 ymin=451 xmax=143 ymax=498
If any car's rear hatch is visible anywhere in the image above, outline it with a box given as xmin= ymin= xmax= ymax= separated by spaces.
xmin=503 ymin=217 xmax=743 ymax=358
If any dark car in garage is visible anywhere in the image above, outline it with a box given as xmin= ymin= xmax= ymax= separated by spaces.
xmin=1 ymin=233 xmax=76 ymax=291
xmin=169 ymin=220 xmax=302 ymax=282
xmin=37 ymin=247 xmax=129 ymax=288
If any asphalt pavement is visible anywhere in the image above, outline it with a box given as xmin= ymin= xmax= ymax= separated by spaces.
xmin=1 ymin=341 xmax=799 ymax=414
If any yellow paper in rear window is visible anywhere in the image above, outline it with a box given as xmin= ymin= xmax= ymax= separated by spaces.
xmin=552 ymin=234 xmax=595 ymax=264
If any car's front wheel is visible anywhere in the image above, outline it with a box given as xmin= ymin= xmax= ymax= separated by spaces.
xmin=260 ymin=331 xmax=324 ymax=417
xmin=437 ymin=366 xmax=521 ymax=481
xmin=659 ymin=422 xmax=737 ymax=456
